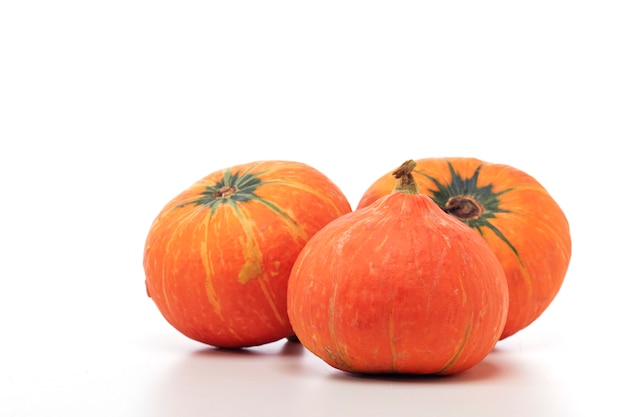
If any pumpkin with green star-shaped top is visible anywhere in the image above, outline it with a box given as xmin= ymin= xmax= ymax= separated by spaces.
xmin=144 ymin=160 xmax=352 ymax=348
xmin=357 ymin=157 xmax=571 ymax=340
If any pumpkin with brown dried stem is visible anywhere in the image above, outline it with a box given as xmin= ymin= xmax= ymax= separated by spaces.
xmin=287 ymin=160 xmax=509 ymax=375
xmin=358 ymin=157 xmax=571 ymax=339
xmin=144 ymin=160 xmax=352 ymax=348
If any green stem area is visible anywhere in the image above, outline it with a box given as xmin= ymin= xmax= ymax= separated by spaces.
xmin=392 ymin=160 xmax=418 ymax=194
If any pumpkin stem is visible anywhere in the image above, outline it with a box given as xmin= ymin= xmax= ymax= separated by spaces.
xmin=212 ymin=185 xmax=238 ymax=198
xmin=444 ymin=196 xmax=485 ymax=220
xmin=392 ymin=160 xmax=418 ymax=194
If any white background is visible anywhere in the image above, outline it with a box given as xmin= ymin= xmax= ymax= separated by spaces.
xmin=1 ymin=1 xmax=625 ymax=416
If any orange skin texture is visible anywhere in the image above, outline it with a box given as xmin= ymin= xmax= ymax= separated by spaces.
xmin=144 ymin=160 xmax=352 ymax=348
xmin=357 ymin=157 xmax=572 ymax=339
xmin=287 ymin=192 xmax=509 ymax=375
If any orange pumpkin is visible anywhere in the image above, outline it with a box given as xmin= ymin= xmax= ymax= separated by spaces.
xmin=287 ymin=161 xmax=509 ymax=375
xmin=144 ymin=160 xmax=352 ymax=348
xmin=358 ymin=157 xmax=571 ymax=339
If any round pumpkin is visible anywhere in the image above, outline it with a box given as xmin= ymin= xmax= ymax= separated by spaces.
xmin=357 ymin=157 xmax=571 ymax=340
xmin=287 ymin=161 xmax=509 ymax=375
xmin=144 ymin=160 xmax=352 ymax=348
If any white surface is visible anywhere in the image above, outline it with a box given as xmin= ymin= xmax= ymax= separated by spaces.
xmin=1 ymin=1 xmax=625 ymax=416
